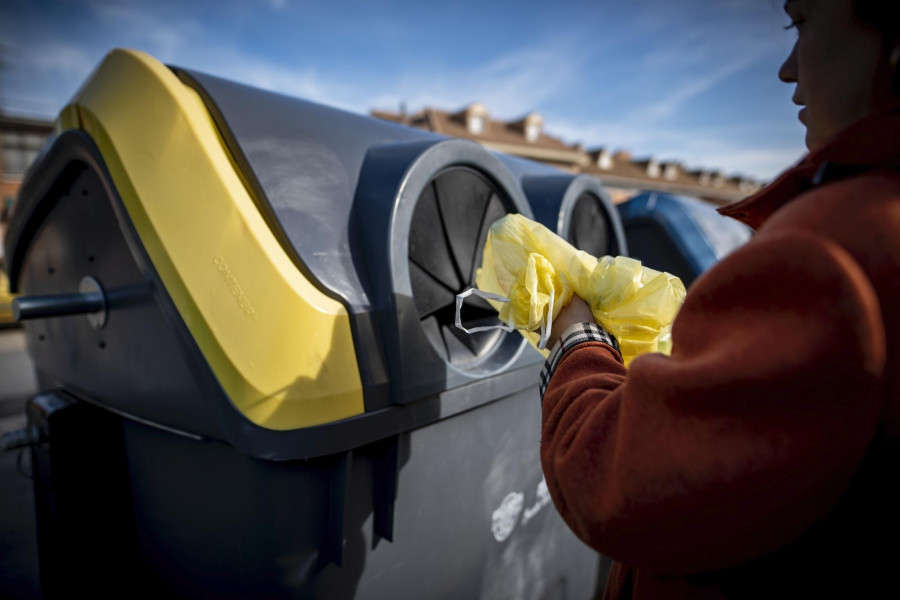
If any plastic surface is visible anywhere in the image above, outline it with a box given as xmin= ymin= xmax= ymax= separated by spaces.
xmin=173 ymin=68 xmax=436 ymax=311
xmin=617 ymin=192 xmax=752 ymax=287
xmin=474 ymin=213 xmax=686 ymax=365
xmin=176 ymin=67 xmax=542 ymax=410
xmin=117 ymin=385 xmax=601 ymax=599
xmin=351 ymin=138 xmax=540 ymax=403
xmin=59 ymin=48 xmax=364 ymax=430
xmin=11 ymin=51 xmax=608 ymax=598
xmin=25 ymin=393 xmax=151 ymax=598
xmin=6 ymin=86 xmax=544 ymax=458
xmin=407 ymin=166 xmax=512 ymax=367
xmin=8 ymin=142 xmax=222 ymax=437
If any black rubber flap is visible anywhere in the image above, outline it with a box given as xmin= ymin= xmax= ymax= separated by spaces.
xmin=570 ymin=193 xmax=610 ymax=257
xmin=408 ymin=167 xmax=508 ymax=366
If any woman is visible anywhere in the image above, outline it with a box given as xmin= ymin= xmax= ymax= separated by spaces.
xmin=541 ymin=1 xmax=900 ymax=597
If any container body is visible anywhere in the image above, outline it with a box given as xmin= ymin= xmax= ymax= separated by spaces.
xmin=8 ymin=48 xmax=609 ymax=599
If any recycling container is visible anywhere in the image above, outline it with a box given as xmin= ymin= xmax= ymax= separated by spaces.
xmin=617 ymin=192 xmax=752 ymax=287
xmin=4 ymin=48 xmax=605 ymax=599
xmin=499 ymin=154 xmax=627 ymax=257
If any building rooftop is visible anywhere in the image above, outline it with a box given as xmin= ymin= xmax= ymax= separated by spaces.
xmin=372 ymin=104 xmax=763 ymax=205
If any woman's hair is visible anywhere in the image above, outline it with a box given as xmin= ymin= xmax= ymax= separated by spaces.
xmin=854 ymin=0 xmax=900 ymax=93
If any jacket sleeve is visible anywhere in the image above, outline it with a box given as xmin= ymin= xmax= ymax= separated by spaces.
xmin=540 ymin=229 xmax=887 ymax=574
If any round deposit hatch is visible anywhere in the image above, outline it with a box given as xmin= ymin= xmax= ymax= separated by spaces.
xmin=569 ymin=193 xmax=611 ymax=257
xmin=408 ymin=167 xmax=514 ymax=368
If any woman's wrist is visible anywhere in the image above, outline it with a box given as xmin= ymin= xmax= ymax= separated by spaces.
xmin=539 ymin=321 xmax=621 ymax=401
xmin=547 ymin=295 xmax=596 ymax=348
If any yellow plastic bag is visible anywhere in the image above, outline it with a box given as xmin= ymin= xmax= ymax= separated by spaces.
xmin=463 ymin=213 xmax=686 ymax=366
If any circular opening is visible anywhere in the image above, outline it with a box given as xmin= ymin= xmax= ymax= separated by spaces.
xmin=569 ymin=193 xmax=610 ymax=257
xmin=408 ymin=167 xmax=514 ymax=367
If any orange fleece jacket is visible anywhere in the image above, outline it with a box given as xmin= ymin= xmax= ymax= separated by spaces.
xmin=541 ymin=107 xmax=900 ymax=598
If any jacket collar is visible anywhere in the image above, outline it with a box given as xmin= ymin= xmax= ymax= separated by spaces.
xmin=719 ymin=105 xmax=900 ymax=230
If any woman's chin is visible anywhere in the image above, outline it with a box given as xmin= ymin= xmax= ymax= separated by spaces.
xmin=804 ymin=127 xmax=827 ymax=152
xmin=804 ymin=130 xmax=816 ymax=151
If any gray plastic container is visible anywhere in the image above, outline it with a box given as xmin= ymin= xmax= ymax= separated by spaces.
xmin=5 ymin=64 xmax=618 ymax=599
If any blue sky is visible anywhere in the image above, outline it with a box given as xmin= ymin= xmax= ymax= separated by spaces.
xmin=0 ymin=0 xmax=804 ymax=180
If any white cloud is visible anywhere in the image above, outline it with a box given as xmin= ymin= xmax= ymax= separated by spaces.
xmin=636 ymin=50 xmax=763 ymax=123
xmin=2 ymin=0 xmax=801 ymax=181
xmin=545 ymin=115 xmax=804 ymax=181
xmin=20 ymin=41 xmax=92 ymax=72
xmin=524 ymin=14 xmax=797 ymax=180
xmin=17 ymin=1 xmax=355 ymax=113
xmin=614 ymin=15 xmax=779 ymax=125
xmin=188 ymin=49 xmax=360 ymax=111
xmin=367 ymin=42 xmax=584 ymax=120
xmin=694 ymin=146 xmax=805 ymax=180
xmin=84 ymin=0 xmax=197 ymax=62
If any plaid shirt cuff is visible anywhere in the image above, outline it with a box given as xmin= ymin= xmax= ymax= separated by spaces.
xmin=539 ymin=322 xmax=620 ymax=402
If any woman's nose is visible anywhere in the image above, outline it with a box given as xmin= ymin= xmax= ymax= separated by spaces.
xmin=779 ymin=43 xmax=799 ymax=84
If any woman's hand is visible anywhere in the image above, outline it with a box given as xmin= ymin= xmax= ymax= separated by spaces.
xmin=547 ymin=294 xmax=596 ymax=348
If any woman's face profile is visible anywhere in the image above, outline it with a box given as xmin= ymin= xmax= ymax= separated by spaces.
xmin=778 ymin=0 xmax=893 ymax=150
